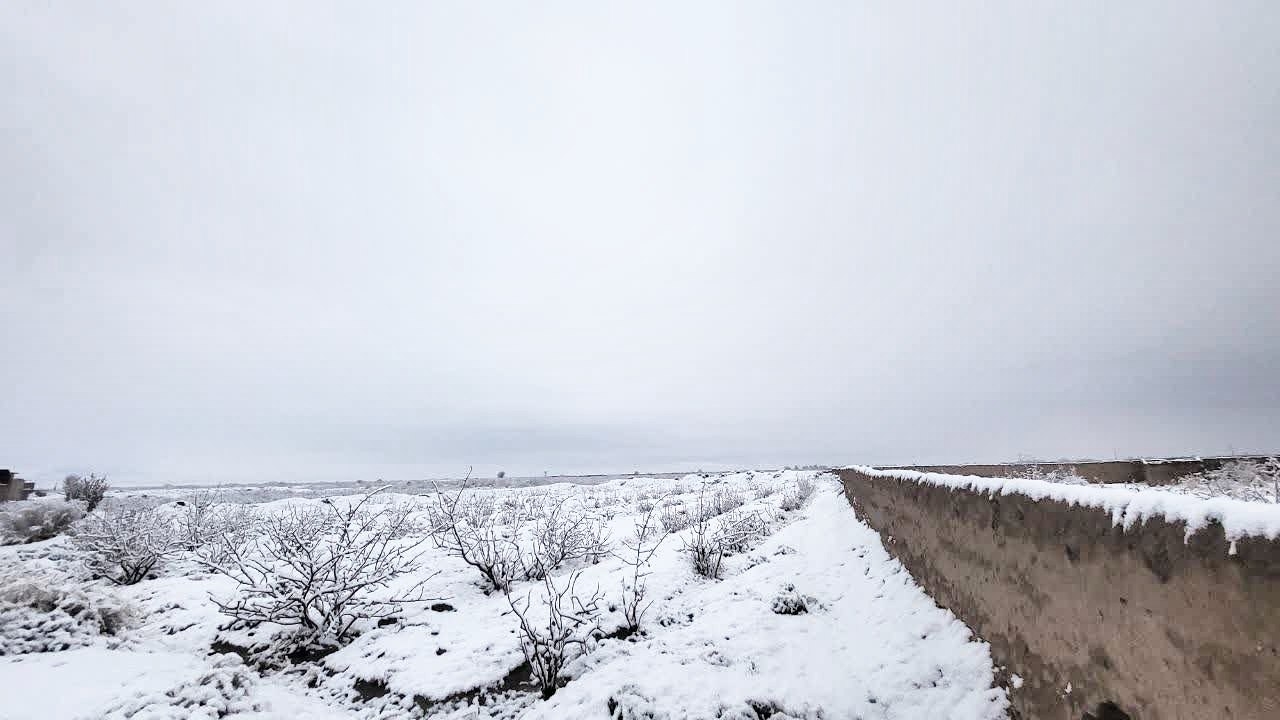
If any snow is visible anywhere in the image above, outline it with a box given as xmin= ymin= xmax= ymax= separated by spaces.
xmin=0 ymin=648 xmax=204 ymax=720
xmin=524 ymin=483 xmax=1006 ymax=720
xmin=846 ymin=465 xmax=1280 ymax=542
xmin=0 ymin=471 xmax=1007 ymax=719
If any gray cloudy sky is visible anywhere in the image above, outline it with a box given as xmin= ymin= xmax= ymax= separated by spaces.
xmin=3 ymin=2 xmax=1278 ymax=486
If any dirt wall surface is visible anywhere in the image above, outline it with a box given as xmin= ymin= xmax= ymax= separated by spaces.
xmin=837 ymin=467 xmax=1280 ymax=720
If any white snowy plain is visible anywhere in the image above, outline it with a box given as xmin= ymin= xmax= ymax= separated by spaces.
xmin=0 ymin=472 xmax=1008 ymax=720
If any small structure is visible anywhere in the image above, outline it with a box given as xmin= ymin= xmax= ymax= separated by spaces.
xmin=1 ymin=469 xmax=35 ymax=502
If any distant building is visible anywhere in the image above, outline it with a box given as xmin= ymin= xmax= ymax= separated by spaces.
xmin=0 ymin=469 xmax=35 ymax=502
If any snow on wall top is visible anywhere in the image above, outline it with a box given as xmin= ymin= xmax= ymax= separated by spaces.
xmin=843 ymin=465 xmax=1280 ymax=543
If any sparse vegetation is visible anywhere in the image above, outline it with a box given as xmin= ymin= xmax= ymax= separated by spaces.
xmin=1169 ymin=458 xmax=1280 ymax=503
xmin=427 ymin=482 xmax=524 ymax=592
xmin=1016 ymin=465 xmax=1090 ymax=485
xmin=0 ymin=469 xmax=879 ymax=718
xmin=682 ymin=485 xmax=769 ymax=580
xmin=521 ymin=495 xmax=611 ymax=580
xmin=198 ymin=490 xmax=436 ymax=647
xmin=176 ymin=490 xmax=220 ymax=550
xmin=615 ymin=495 xmax=668 ymax=634
xmin=72 ymin=505 xmax=180 ymax=585
xmin=779 ymin=474 xmax=816 ymax=511
xmin=505 ymin=570 xmax=604 ymax=699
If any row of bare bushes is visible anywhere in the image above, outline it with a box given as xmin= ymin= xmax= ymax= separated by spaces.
xmin=23 ymin=473 xmax=820 ymax=700
xmin=425 ymin=484 xmax=611 ymax=593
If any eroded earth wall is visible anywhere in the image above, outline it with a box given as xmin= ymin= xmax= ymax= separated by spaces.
xmin=836 ymin=468 xmax=1280 ymax=720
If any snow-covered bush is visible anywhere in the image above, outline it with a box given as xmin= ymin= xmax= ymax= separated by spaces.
xmin=506 ymin=570 xmax=604 ymax=699
xmin=1168 ymin=459 xmax=1280 ymax=503
xmin=706 ymin=487 xmax=745 ymax=518
xmin=521 ymin=496 xmax=611 ymax=580
xmin=1015 ymin=465 xmax=1090 ymax=485
xmin=660 ymin=483 xmax=749 ymax=536
xmin=683 ymin=486 xmax=770 ymax=580
xmin=0 ymin=566 xmax=132 ymax=655
xmin=770 ymin=584 xmax=809 ymax=615
xmin=99 ymin=653 xmax=264 ymax=719
xmin=176 ymin=490 xmax=222 ymax=550
xmin=659 ymin=501 xmax=696 ymax=533
xmin=73 ymin=505 xmax=181 ymax=585
xmin=614 ymin=497 xmax=668 ymax=634
xmin=64 ymin=472 xmax=110 ymax=511
xmin=460 ymin=493 xmax=498 ymax=528
xmin=190 ymin=503 xmax=259 ymax=566
xmin=428 ymin=483 xmax=524 ymax=591
xmin=779 ymin=475 xmax=816 ymax=511
xmin=0 ymin=498 xmax=86 ymax=545
xmin=715 ymin=510 xmax=770 ymax=554
xmin=200 ymin=492 xmax=436 ymax=647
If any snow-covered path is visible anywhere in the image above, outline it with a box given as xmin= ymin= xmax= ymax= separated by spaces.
xmin=526 ymin=484 xmax=1008 ymax=719
xmin=1 ymin=476 xmax=1007 ymax=720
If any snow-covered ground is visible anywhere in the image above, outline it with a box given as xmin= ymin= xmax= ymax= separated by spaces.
xmin=0 ymin=472 xmax=1008 ymax=720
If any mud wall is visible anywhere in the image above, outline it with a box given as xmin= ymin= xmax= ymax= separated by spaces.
xmin=837 ymin=467 xmax=1280 ymax=720
xmin=879 ymin=456 xmax=1275 ymax=486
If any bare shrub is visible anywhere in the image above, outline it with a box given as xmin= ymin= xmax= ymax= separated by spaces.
xmin=427 ymin=482 xmax=523 ymax=592
xmin=63 ymin=473 xmax=109 ymax=511
xmin=1017 ymin=465 xmax=1090 ymax=485
xmin=614 ymin=497 xmax=668 ymax=634
xmin=506 ymin=570 xmax=603 ymax=699
xmin=177 ymin=490 xmax=221 ymax=550
xmin=684 ymin=512 xmax=721 ymax=579
xmin=682 ymin=487 xmax=770 ymax=580
xmin=520 ymin=496 xmax=611 ymax=580
xmin=661 ymin=484 xmax=745 ymax=533
xmin=582 ymin=518 xmax=612 ymax=564
xmin=72 ymin=506 xmax=180 ymax=585
xmin=779 ymin=474 xmax=817 ymax=511
xmin=659 ymin=501 xmax=695 ymax=534
xmin=796 ymin=474 xmax=815 ymax=497
xmin=192 ymin=503 xmax=258 ymax=566
xmin=706 ymin=487 xmax=744 ymax=518
xmin=199 ymin=491 xmax=436 ymax=647
xmin=460 ymin=493 xmax=497 ymax=528
xmin=715 ymin=510 xmax=770 ymax=554
xmin=0 ymin=499 xmax=86 ymax=545
xmin=1171 ymin=459 xmax=1280 ymax=503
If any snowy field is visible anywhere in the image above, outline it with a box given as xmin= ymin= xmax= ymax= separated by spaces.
xmin=0 ymin=472 xmax=1008 ymax=720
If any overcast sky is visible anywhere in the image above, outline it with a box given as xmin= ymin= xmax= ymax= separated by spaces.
xmin=3 ymin=2 xmax=1278 ymax=486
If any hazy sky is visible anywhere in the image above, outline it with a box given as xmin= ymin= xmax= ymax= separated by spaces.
xmin=3 ymin=2 xmax=1278 ymax=485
